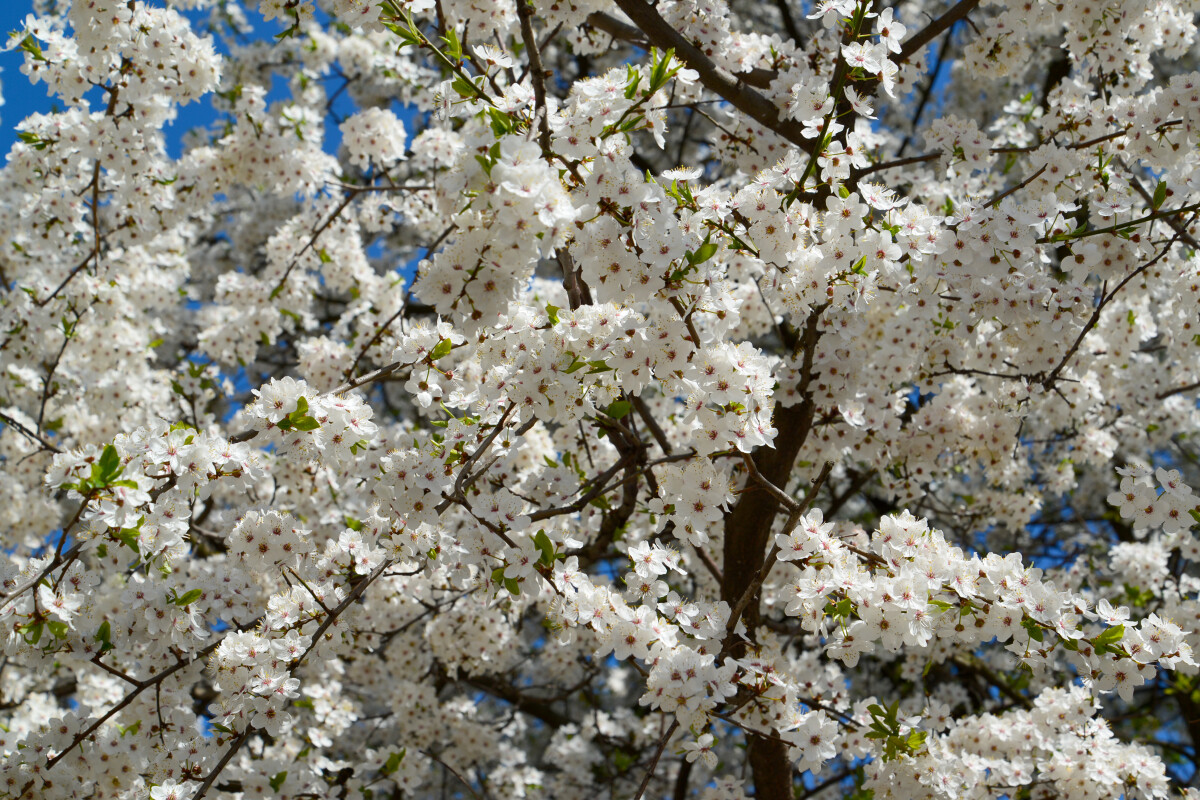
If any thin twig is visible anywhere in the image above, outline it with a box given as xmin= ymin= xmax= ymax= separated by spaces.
xmin=632 ymin=718 xmax=680 ymax=800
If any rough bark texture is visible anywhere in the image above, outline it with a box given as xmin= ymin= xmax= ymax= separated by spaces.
xmin=719 ymin=309 xmax=824 ymax=799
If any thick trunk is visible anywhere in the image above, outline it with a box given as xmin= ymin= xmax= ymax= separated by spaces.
xmin=719 ymin=310 xmax=824 ymax=800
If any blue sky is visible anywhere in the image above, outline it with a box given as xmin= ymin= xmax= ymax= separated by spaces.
xmin=1 ymin=4 xmax=54 ymax=154
xmin=0 ymin=3 xmax=365 ymax=160
xmin=0 ymin=4 xmax=227 ymax=157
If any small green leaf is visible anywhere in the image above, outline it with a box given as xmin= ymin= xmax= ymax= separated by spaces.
xmin=97 ymin=444 xmax=121 ymax=482
xmin=96 ymin=621 xmax=111 ymax=644
xmin=18 ymin=34 xmax=47 ymax=63
xmin=605 ymin=400 xmax=632 ymax=419
xmin=114 ymin=526 xmax=141 ymax=555
xmin=22 ymin=622 xmax=43 ymax=645
xmin=382 ymin=749 xmax=407 ymax=775
xmin=533 ymin=529 xmax=555 ymax=566
xmin=441 ymin=27 xmax=463 ymax=60
xmin=1093 ymin=623 xmax=1125 ymax=655
xmin=269 ymin=772 xmax=288 ymax=792
xmin=173 ymin=589 xmax=203 ymax=607
xmin=689 ymin=240 xmax=718 ymax=265
xmin=429 ymin=338 xmax=454 ymax=361
xmin=451 ymin=75 xmax=478 ymax=99
xmin=1152 ymin=180 xmax=1167 ymax=210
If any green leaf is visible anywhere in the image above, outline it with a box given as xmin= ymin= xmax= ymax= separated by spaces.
xmin=173 ymin=589 xmax=203 ymax=607
xmin=533 ymin=529 xmax=555 ymax=566
xmin=97 ymin=444 xmax=122 ymax=482
xmin=21 ymin=622 xmax=43 ymax=645
xmin=1093 ymin=623 xmax=1125 ymax=655
xmin=546 ymin=304 xmax=560 ymax=325
xmin=382 ymin=748 xmax=407 ymax=775
xmin=429 ymin=338 xmax=454 ymax=361
xmin=46 ymin=620 xmax=68 ymax=640
xmin=823 ymin=597 xmax=854 ymax=619
xmin=624 ymin=65 xmax=642 ymax=99
xmin=18 ymin=34 xmax=47 ymax=62
xmin=1021 ymin=616 xmax=1044 ymax=642
xmin=1152 ymin=180 xmax=1167 ymax=210
xmin=451 ymin=75 xmax=478 ymax=99
xmin=114 ymin=525 xmax=141 ymax=555
xmin=269 ymin=772 xmax=288 ymax=792
xmin=689 ymin=240 xmax=718 ymax=265
xmin=292 ymin=416 xmax=321 ymax=432
xmin=605 ymin=400 xmax=632 ymax=419
xmin=96 ymin=621 xmax=111 ymax=644
xmin=441 ymin=27 xmax=463 ymax=60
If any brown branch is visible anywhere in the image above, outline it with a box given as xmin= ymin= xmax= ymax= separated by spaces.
xmin=853 ymin=152 xmax=941 ymax=180
xmin=345 ymin=302 xmax=409 ymax=381
xmin=269 ymin=192 xmax=356 ymax=298
xmin=424 ymin=749 xmax=484 ymax=800
xmin=192 ymin=729 xmax=252 ymax=800
xmin=1121 ymin=158 xmax=1200 ymax=251
xmin=985 ymin=164 xmax=1047 ymax=209
xmin=1042 ymin=222 xmax=1190 ymax=391
xmin=0 ymin=411 xmax=61 ymax=453
xmin=515 ymin=0 xmax=551 ymax=154
xmin=608 ymin=0 xmax=815 ymax=152
xmin=723 ymin=461 xmax=833 ymax=648
xmin=632 ymin=718 xmax=680 ymax=800
xmin=1 ymin=540 xmax=83 ymax=604
xmin=1157 ymin=380 xmax=1200 ymax=401
xmin=896 ymin=0 xmax=981 ymax=65
xmin=632 ymin=396 xmax=672 ymax=455
xmin=464 ymin=674 xmax=574 ymax=727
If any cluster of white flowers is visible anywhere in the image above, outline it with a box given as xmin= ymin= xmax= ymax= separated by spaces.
xmin=245 ymin=376 xmax=378 ymax=464
xmin=5 ymin=0 xmax=1200 ymax=798
xmin=340 ymin=107 xmax=408 ymax=169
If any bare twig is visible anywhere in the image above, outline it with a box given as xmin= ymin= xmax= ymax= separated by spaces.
xmin=632 ymin=718 xmax=680 ymax=800
xmin=897 ymin=0 xmax=981 ymax=65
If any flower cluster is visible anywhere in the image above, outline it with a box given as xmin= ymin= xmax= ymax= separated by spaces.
xmin=5 ymin=0 xmax=1200 ymax=798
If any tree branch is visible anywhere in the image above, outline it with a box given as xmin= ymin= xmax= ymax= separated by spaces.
xmin=897 ymin=0 xmax=981 ymax=65
xmin=608 ymin=0 xmax=815 ymax=152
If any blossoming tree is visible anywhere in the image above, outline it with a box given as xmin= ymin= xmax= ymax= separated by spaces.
xmin=4 ymin=0 xmax=1200 ymax=797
